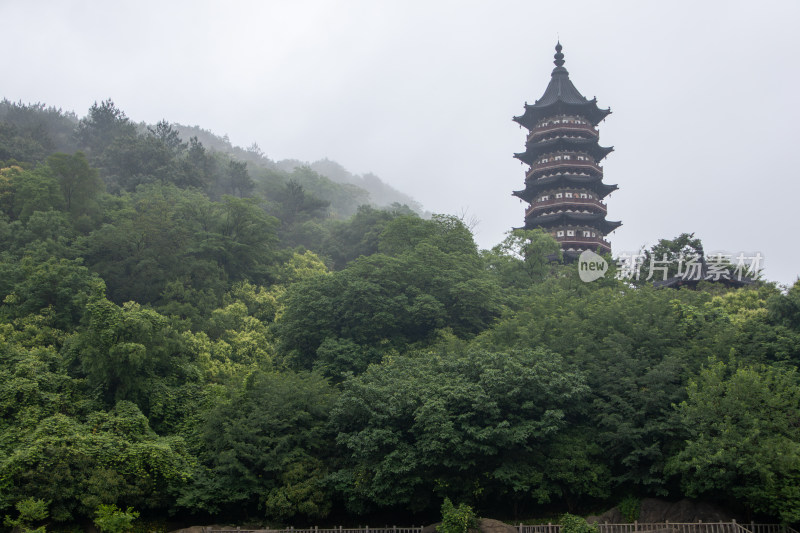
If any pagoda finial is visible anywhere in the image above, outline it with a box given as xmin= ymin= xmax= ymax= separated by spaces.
xmin=554 ymin=41 xmax=565 ymax=68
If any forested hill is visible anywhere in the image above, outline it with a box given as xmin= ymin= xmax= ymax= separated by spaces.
xmin=1 ymin=97 xmax=800 ymax=531
xmin=0 ymin=99 xmax=423 ymax=218
xmin=169 ymin=123 xmax=424 ymax=214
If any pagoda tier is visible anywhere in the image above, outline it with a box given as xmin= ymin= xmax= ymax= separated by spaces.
xmin=511 ymin=43 xmax=621 ymax=257
xmin=513 ymin=172 xmax=618 ymax=201
xmin=514 ymin=97 xmax=610 ymax=129
xmin=524 ymin=211 xmax=622 ymax=235
xmin=514 ymin=136 xmax=614 ymax=165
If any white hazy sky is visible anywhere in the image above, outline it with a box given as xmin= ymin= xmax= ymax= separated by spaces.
xmin=3 ymin=0 xmax=799 ymax=285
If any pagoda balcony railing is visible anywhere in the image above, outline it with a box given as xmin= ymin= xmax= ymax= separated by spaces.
xmin=527 ymin=161 xmax=602 ymax=178
xmin=556 ymin=235 xmax=611 ymax=250
xmin=526 ymin=197 xmax=607 ymax=217
xmin=527 ymin=122 xmax=599 ymax=141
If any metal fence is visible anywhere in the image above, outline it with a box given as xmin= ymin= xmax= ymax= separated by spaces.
xmin=519 ymin=523 xmax=800 ymax=533
xmin=208 ymin=527 xmax=424 ymax=533
xmin=208 ymin=522 xmax=799 ymax=533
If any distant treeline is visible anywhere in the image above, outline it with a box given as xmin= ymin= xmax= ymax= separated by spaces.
xmin=1 ymin=99 xmax=799 ymax=531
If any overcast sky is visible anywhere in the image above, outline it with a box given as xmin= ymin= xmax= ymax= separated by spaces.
xmin=3 ymin=0 xmax=799 ymax=284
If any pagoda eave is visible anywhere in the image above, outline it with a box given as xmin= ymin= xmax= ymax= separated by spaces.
xmin=516 ymin=177 xmax=618 ymax=201
xmin=516 ymin=141 xmax=614 ymax=164
xmin=514 ymin=102 xmax=611 ymax=129
xmin=524 ymin=211 xmax=622 ymax=234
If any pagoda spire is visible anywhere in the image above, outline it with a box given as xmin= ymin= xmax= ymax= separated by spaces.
xmin=553 ymin=41 xmax=565 ymax=68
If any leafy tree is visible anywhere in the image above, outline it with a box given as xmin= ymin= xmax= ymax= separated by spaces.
xmin=147 ymin=120 xmax=185 ymax=153
xmin=473 ymin=278 xmax=734 ymax=496
xmin=272 ymin=179 xmax=330 ymax=226
xmin=321 ymin=204 xmax=415 ymax=270
xmin=437 ymin=497 xmax=478 ymax=533
xmin=75 ymin=100 xmax=136 ymax=158
xmin=0 ymin=256 xmax=105 ymax=331
xmin=225 ymin=159 xmax=254 ymax=198
xmin=667 ymin=360 xmax=800 ymax=522
xmin=3 ymin=497 xmax=49 ymax=533
xmin=7 ymin=166 xmax=63 ymax=221
xmin=93 ymin=504 xmax=139 ymax=533
xmin=103 ymin=132 xmax=177 ymax=193
xmin=559 ymin=514 xmax=598 ymax=533
xmin=378 ymin=214 xmax=477 ymax=257
xmin=637 ymin=232 xmax=708 ymax=283
xmin=176 ymin=136 xmax=216 ymax=190
xmin=277 ymin=215 xmax=500 ymax=371
xmin=0 ymin=122 xmax=51 ymax=164
xmin=178 ymin=370 xmax=336 ymax=519
xmin=329 ymin=347 xmax=591 ymax=513
xmin=69 ymin=298 xmax=185 ymax=407
xmin=483 ymin=228 xmax=562 ymax=289
xmin=0 ymin=99 xmax=78 ymax=154
xmin=45 ymin=152 xmax=103 ymax=223
xmin=0 ymin=403 xmax=191 ymax=523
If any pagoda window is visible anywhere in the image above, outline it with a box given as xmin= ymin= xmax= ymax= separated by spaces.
xmin=556 ymin=193 xmax=563 ymax=198
xmin=588 ymin=194 xmax=593 ymax=199
xmin=580 ymin=193 xmax=588 ymax=198
xmin=567 ymin=230 xmax=575 ymax=237
xmin=554 ymin=156 xmax=562 ymax=161
xmin=583 ymin=231 xmax=591 ymax=237
xmin=592 ymin=232 xmax=596 ymax=237
xmin=565 ymin=192 xmax=573 ymax=198
xmin=541 ymin=195 xmax=549 ymax=201
xmin=557 ymin=230 xmax=565 ymax=237
xmin=563 ymin=155 xmax=572 ymax=160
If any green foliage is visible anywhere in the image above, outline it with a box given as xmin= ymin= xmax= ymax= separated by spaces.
xmin=667 ymin=360 xmax=800 ymax=523
xmin=3 ymin=497 xmax=49 ymax=533
xmin=70 ymin=298 xmax=185 ymax=406
xmin=559 ymin=514 xmax=598 ymax=533
xmin=474 ymin=280 xmax=734 ymax=495
xmin=277 ymin=215 xmax=501 ymax=371
xmin=93 ymin=504 xmax=139 ymax=533
xmin=437 ymin=497 xmax=478 ymax=533
xmin=0 ymin=255 xmax=106 ymax=330
xmin=329 ymin=347 xmax=591 ymax=512
xmin=76 ymin=99 xmax=136 ymax=159
xmin=618 ymin=496 xmax=640 ymax=522
xmin=0 ymin=403 xmax=192 ymax=522
xmin=4 ymin=96 xmax=800 ymax=526
xmin=46 ymin=151 xmax=103 ymax=223
xmin=639 ymin=233 xmax=703 ymax=282
xmin=321 ymin=204 xmax=412 ymax=270
xmin=178 ymin=370 xmax=336 ymax=518
xmin=484 ymin=228 xmax=562 ymax=289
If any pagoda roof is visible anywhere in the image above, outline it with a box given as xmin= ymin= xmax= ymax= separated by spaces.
xmin=525 ymin=211 xmax=622 ymax=234
xmin=514 ymin=137 xmax=614 ymax=164
xmin=513 ymin=173 xmax=618 ymax=200
xmin=513 ymin=43 xmax=611 ymax=128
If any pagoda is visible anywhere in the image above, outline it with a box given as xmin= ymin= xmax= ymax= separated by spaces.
xmin=512 ymin=42 xmax=621 ymax=259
